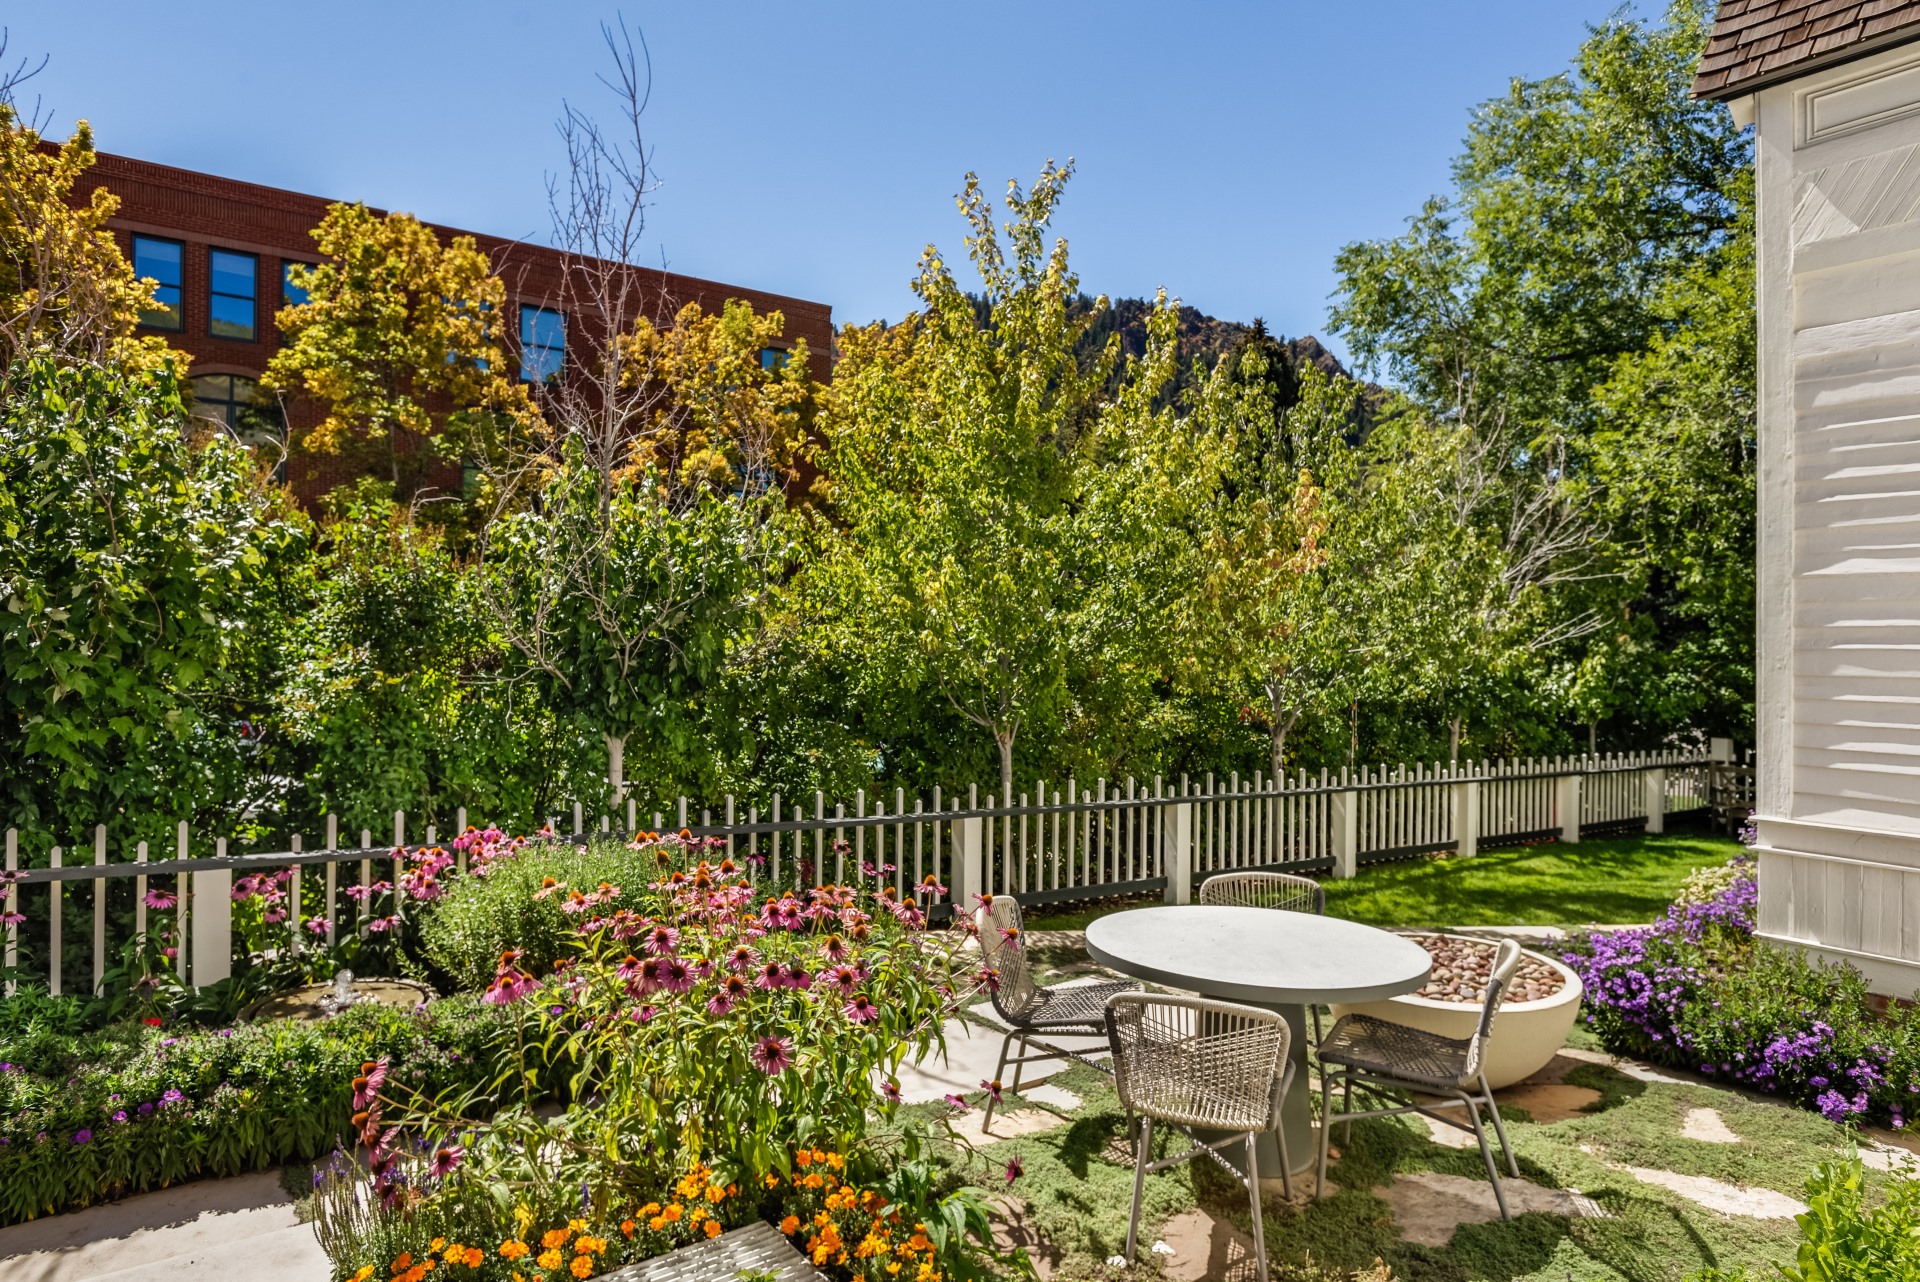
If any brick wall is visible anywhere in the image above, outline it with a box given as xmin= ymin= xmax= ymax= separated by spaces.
xmin=73 ymin=151 xmax=836 ymax=507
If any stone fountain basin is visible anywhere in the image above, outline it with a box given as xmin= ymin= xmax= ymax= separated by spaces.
xmin=239 ymin=979 xmax=434 ymax=1023
xmin=1328 ymin=936 xmax=1583 ymax=1090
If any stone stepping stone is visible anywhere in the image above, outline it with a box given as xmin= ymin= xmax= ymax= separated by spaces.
xmin=1622 ymin=1166 xmax=1806 ymax=1218
xmin=1381 ymin=1172 xmax=1606 ymax=1247
xmin=1681 ymin=1107 xmax=1740 ymax=1143
xmin=1152 ymin=1207 xmax=1264 ymax=1282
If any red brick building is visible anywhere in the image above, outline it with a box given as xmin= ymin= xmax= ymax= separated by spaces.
xmin=73 ymin=151 xmax=835 ymax=502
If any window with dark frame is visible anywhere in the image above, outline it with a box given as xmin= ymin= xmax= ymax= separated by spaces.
xmin=208 ymin=249 xmax=257 ymax=341
xmin=132 ymin=236 xmax=184 ymax=331
xmin=759 ymin=346 xmax=790 ymax=372
xmin=190 ymin=373 xmax=287 ymax=480
xmin=519 ymin=305 xmax=565 ymax=384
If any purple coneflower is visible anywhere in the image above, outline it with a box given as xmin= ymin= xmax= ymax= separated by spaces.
xmin=843 ymin=993 xmax=880 ymax=1024
xmin=981 ymin=1079 xmax=1004 ymax=1103
xmin=726 ymin=944 xmax=759 ymax=971
xmin=304 ymin=917 xmax=329 ymax=936
xmin=1004 ymin=1155 xmax=1024 ymax=1183
xmin=879 ymin=1079 xmax=902 ymax=1104
xmin=822 ymin=935 xmax=848 ymax=963
xmin=144 ymin=888 xmax=178 ymax=911
xmin=751 ymin=1035 xmax=795 ymax=1074
xmin=786 ymin=967 xmax=813 ymax=991
xmin=661 ymin=958 xmax=694 ymax=994
xmin=430 ymin=1144 xmax=464 ymax=1177
xmin=628 ymin=1005 xmax=656 ymax=1023
xmin=823 ymin=964 xmax=861 ymax=994
xmin=645 ymin=923 xmax=679 ymax=957
xmin=706 ymin=991 xmax=737 ymax=1016
xmin=943 ymin=1093 xmax=971 ymax=1112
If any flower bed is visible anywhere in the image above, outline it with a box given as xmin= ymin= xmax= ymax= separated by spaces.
xmin=1564 ymin=859 xmax=1920 ymax=1127
xmin=316 ymin=830 xmax=1017 ymax=1280
xmin=0 ymin=993 xmax=505 ymax=1225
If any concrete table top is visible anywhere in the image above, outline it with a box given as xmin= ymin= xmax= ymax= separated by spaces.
xmin=1085 ymin=905 xmax=1431 ymax=1005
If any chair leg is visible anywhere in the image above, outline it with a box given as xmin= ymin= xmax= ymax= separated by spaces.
xmin=1309 ymin=1005 xmax=1323 ymax=1050
xmin=1274 ymin=1116 xmax=1294 ymax=1204
xmin=1315 ymin=1070 xmax=1335 ymax=1202
xmin=1463 ymin=1095 xmax=1510 ymax=1220
xmin=984 ymin=1029 xmax=1014 ymax=1132
xmin=1009 ymin=1033 xmax=1029 ymax=1097
xmin=1481 ymin=1075 xmax=1518 ymax=1177
xmin=1245 ymin=1135 xmax=1269 ymax=1282
xmin=1341 ymin=1076 xmax=1354 ymax=1143
xmin=1124 ymin=1115 xmax=1152 ymax=1265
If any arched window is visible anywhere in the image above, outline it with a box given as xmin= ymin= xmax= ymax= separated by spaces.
xmin=191 ymin=374 xmax=287 ymax=475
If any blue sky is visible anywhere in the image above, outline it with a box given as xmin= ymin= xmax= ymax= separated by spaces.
xmin=13 ymin=1 xmax=1653 ymax=366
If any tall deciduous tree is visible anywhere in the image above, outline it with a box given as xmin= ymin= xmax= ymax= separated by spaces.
xmin=818 ymin=162 xmax=1195 ymax=794
xmin=264 ymin=204 xmax=540 ymax=500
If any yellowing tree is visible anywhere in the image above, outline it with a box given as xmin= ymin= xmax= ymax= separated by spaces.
xmin=264 ymin=203 xmax=540 ymax=498
xmin=0 ymin=104 xmax=178 ymax=377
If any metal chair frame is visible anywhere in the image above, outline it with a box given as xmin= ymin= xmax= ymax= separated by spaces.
xmin=1105 ymin=991 xmax=1298 ymax=1282
xmin=1314 ymin=937 xmax=1523 ymax=1218
xmin=975 ymin=895 xmax=1136 ymax=1132
xmin=1198 ymin=871 xmax=1329 ymax=1048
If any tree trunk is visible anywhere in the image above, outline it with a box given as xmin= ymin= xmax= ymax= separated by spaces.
xmin=1588 ymin=720 xmax=1597 ymax=755
xmin=1449 ymin=716 xmax=1462 ymax=766
xmin=995 ymin=729 xmax=1015 ymax=798
xmin=1264 ymin=685 xmax=1299 ymax=780
xmin=605 ymin=733 xmax=626 ymax=802
xmin=1348 ymin=700 xmax=1360 ymax=765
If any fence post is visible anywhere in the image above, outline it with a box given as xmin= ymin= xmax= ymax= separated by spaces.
xmin=93 ymin=825 xmax=107 ymax=995
xmin=48 ymin=844 xmax=61 ymax=996
xmin=1644 ymin=768 xmax=1667 ymax=835
xmin=193 ymin=838 xmax=233 ymax=989
xmin=1451 ymin=780 xmax=1480 ymax=859
xmin=955 ymin=815 xmax=984 ymax=917
xmin=1162 ymin=801 xmax=1193 ymax=904
xmin=1330 ymin=788 xmax=1357 ymax=879
xmin=1556 ymin=773 xmax=1582 ymax=846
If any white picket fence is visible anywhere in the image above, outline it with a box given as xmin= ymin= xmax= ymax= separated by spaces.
xmin=2 ymin=749 xmax=1709 ymax=994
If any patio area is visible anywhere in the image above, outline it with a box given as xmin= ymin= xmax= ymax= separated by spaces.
xmin=897 ymin=927 xmax=1916 ymax=1281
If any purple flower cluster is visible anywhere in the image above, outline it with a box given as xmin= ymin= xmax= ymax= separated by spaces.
xmin=1567 ymin=862 xmax=1920 ymax=1129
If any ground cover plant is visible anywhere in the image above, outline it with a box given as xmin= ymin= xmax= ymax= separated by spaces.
xmin=1694 ymin=1158 xmax=1920 ymax=1281
xmin=1566 ymin=859 xmax=1920 ymax=1128
xmin=317 ymin=829 xmax=1022 ymax=1280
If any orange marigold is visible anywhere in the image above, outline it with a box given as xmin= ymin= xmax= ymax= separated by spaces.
xmin=620 ymin=1220 xmax=637 ymax=1238
xmin=542 ymin=1229 xmax=570 ymax=1249
xmin=498 ymin=1241 xmax=529 ymax=1260
xmin=536 ymin=1248 xmax=563 ymax=1270
xmin=568 ymin=1256 xmax=593 ymax=1280
xmin=703 ymin=1221 xmax=723 ymax=1239
xmin=779 ymin=1215 xmax=800 ymax=1235
xmin=463 ymin=1248 xmax=484 ymax=1267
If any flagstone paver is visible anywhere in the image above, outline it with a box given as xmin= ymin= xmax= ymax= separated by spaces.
xmin=1681 ymin=1107 xmax=1742 ymax=1143
xmin=1381 ymin=1172 xmax=1608 ymax=1247
xmin=1621 ymin=1166 xmax=1808 ymax=1218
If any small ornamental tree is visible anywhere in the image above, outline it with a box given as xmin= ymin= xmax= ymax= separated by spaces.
xmin=0 ymin=358 xmax=301 ymax=843
xmin=264 ymin=203 xmax=542 ymax=500
xmin=0 ymin=102 xmax=177 ymax=378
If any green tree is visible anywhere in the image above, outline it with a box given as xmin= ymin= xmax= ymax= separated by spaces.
xmin=815 ymin=162 xmax=1195 ymax=795
xmin=0 ymin=358 xmax=300 ymax=844
xmin=264 ymin=203 xmax=541 ymax=501
xmin=1328 ymin=0 xmax=1754 ymax=748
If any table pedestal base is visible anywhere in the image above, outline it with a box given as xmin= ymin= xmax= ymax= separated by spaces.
xmin=1188 ymin=997 xmax=1315 ymax=1177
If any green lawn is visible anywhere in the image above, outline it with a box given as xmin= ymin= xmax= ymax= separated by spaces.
xmin=1026 ymin=830 xmax=1743 ymax=933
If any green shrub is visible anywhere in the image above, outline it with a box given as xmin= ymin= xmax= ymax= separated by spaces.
xmin=0 ymin=997 xmax=500 ymax=1225
xmin=415 ymin=836 xmax=668 ymax=989
xmin=1692 ymin=1157 xmax=1920 ymax=1281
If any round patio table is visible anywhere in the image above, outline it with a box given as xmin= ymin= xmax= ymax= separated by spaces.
xmin=1085 ymin=904 xmax=1431 ymax=1177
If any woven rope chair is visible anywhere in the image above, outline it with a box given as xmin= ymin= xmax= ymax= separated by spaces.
xmin=1105 ymin=992 xmax=1296 ymax=1282
xmin=1315 ymin=937 xmax=1523 ymax=1218
xmin=1198 ymin=871 xmax=1328 ymax=1047
xmin=975 ymin=895 xmax=1135 ymax=1131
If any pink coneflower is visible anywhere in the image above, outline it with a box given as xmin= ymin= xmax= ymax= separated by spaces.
xmin=143 ymin=888 xmax=178 ymax=911
xmin=1000 ymin=926 xmax=1022 ymax=949
xmin=755 ymin=961 xmax=787 ymax=991
xmin=616 ymin=954 xmax=644 ymax=980
xmin=843 ymin=993 xmax=880 ymax=1024
xmin=977 ymin=967 xmax=1002 ymax=993
xmin=823 ymin=964 xmax=862 ymax=995
xmin=364 ymin=914 xmax=400 ymax=934
xmin=750 ymin=1036 xmax=794 ymax=1074
xmin=879 ymin=1079 xmax=902 ymax=1104
xmin=304 ymin=917 xmax=329 ymax=936
xmin=628 ymin=1005 xmax=656 ymax=1023
xmin=786 ymin=967 xmax=813 ymax=991
xmin=981 ymin=1079 xmax=1004 ymax=1103
xmin=706 ymin=991 xmax=737 ymax=1016
xmin=645 ymin=924 xmax=679 ymax=956
xmin=1004 ymin=1155 xmax=1024 ymax=1183
xmin=943 ymin=1093 xmax=971 ymax=1112
xmin=630 ymin=957 xmax=664 ymax=997
xmin=725 ymin=944 xmax=759 ymax=971
xmin=430 ymin=1144 xmax=464 ymax=1177
xmin=482 ymin=971 xmax=535 ymax=1006
xmin=661 ymin=958 xmax=694 ymax=994
xmin=822 ymin=934 xmax=848 ymax=963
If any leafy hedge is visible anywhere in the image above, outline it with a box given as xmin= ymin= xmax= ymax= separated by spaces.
xmin=0 ymin=990 xmax=502 ymax=1225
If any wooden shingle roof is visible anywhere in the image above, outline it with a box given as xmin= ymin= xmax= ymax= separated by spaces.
xmin=1694 ymin=0 xmax=1920 ymax=99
